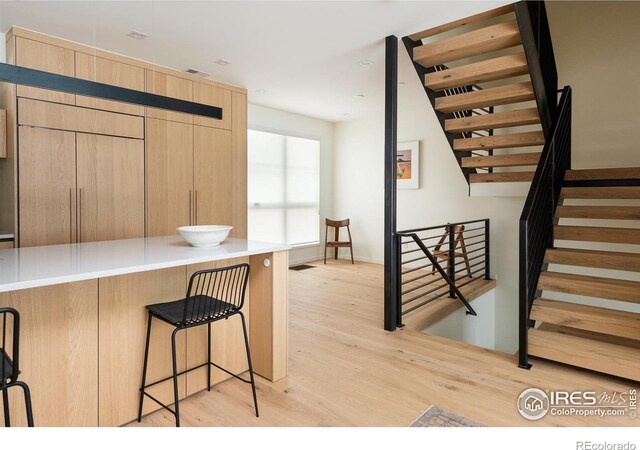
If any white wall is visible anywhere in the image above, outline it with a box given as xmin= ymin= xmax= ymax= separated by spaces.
xmin=0 ymin=32 xmax=5 ymax=63
xmin=333 ymin=46 xmax=525 ymax=353
xmin=547 ymin=1 xmax=640 ymax=169
xmin=248 ymin=103 xmax=334 ymax=265
xmin=424 ymin=290 xmax=496 ymax=350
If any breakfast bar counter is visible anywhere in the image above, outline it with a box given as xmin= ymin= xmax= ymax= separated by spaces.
xmin=0 ymin=236 xmax=289 ymax=426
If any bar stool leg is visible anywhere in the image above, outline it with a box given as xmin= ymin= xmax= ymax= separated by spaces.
xmin=137 ymin=313 xmax=153 ymax=423
xmin=16 ymin=382 xmax=34 ymax=427
xmin=207 ymin=322 xmax=212 ymax=392
xmin=171 ymin=328 xmax=181 ymax=427
xmin=239 ymin=312 xmax=259 ymax=417
xmin=2 ymin=387 xmax=10 ymax=427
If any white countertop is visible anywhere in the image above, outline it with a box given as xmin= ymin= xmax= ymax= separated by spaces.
xmin=0 ymin=235 xmax=289 ymax=293
xmin=0 ymin=234 xmax=14 ymax=240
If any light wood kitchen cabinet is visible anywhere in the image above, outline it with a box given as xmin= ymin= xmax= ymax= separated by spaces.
xmin=77 ymin=134 xmax=145 ymax=243
xmin=147 ymin=118 xmax=194 ymax=236
xmin=75 ymin=53 xmax=145 ymax=116
xmin=193 ymin=126 xmax=234 ymax=226
xmin=0 ymin=280 xmax=98 ymax=427
xmin=146 ymin=71 xmax=193 ymax=124
xmin=18 ymin=127 xmax=76 ymax=247
xmin=15 ymin=37 xmax=75 ymax=105
xmin=193 ymin=82 xmax=232 ymax=130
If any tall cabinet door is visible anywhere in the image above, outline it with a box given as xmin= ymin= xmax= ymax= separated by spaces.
xmin=77 ymin=134 xmax=145 ymax=243
xmin=194 ymin=126 xmax=233 ymax=226
xmin=147 ymin=118 xmax=194 ymax=236
xmin=18 ymin=127 xmax=76 ymax=247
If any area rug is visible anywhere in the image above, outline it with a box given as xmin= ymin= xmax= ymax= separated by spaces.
xmin=410 ymin=405 xmax=485 ymax=427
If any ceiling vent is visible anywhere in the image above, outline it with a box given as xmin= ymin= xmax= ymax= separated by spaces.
xmin=127 ymin=30 xmax=148 ymax=40
xmin=184 ymin=68 xmax=211 ymax=78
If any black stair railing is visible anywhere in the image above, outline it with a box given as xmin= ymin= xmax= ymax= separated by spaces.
xmin=515 ymin=0 xmax=558 ymax=137
xmin=395 ymin=219 xmax=492 ymax=326
xmin=518 ymin=86 xmax=571 ymax=369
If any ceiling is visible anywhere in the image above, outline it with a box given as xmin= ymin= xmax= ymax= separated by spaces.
xmin=0 ymin=0 xmax=509 ymax=123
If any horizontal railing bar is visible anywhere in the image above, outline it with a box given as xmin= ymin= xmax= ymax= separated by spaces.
xmin=402 ymin=291 xmax=449 ymax=315
xmin=401 ymin=263 xmax=432 ymax=276
xmin=401 ymin=274 xmax=443 ymax=295
xmin=402 ymin=282 xmax=449 ymax=305
xmin=397 ymin=219 xmax=489 ymax=235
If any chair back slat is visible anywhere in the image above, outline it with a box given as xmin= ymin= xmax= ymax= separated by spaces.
xmin=180 ymin=263 xmax=250 ymax=326
xmin=326 ymin=218 xmax=350 ymax=228
xmin=0 ymin=307 xmax=20 ymax=384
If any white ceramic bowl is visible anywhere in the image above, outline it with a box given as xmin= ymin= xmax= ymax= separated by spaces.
xmin=177 ymin=225 xmax=233 ymax=247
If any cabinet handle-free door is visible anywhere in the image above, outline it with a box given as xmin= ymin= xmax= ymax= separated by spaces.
xmin=195 ymin=190 xmax=198 ymax=225
xmin=69 ymin=188 xmax=73 ymax=244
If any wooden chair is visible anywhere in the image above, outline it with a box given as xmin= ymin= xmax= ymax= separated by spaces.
xmin=432 ymin=225 xmax=472 ymax=278
xmin=324 ymin=219 xmax=354 ymax=264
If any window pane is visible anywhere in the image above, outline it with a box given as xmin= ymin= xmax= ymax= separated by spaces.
xmin=248 ymin=130 xmax=285 ymax=206
xmin=287 ymin=208 xmax=319 ymax=246
xmin=248 ymin=208 xmax=285 ymax=244
xmin=286 ymin=136 xmax=319 ymax=205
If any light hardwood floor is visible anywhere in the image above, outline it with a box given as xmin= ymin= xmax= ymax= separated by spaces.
xmin=132 ymin=260 xmax=638 ymax=427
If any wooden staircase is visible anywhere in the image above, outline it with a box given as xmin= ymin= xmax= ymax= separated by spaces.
xmin=528 ymin=168 xmax=640 ymax=381
xmin=403 ymin=3 xmax=545 ymax=189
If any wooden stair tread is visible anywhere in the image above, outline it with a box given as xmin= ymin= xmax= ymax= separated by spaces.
xmin=425 ymin=53 xmax=529 ymax=91
xmin=566 ymin=168 xmax=640 ymax=181
xmin=556 ymin=206 xmax=640 ymax=220
xmin=531 ymin=298 xmax=640 ymax=341
xmin=408 ymin=4 xmax=515 ymax=41
xmin=402 ymin=277 xmax=496 ymax=331
xmin=554 ymin=225 xmax=640 ymax=245
xmin=454 ymin=131 xmax=544 ymax=151
xmin=545 ymin=248 xmax=640 ymax=272
xmin=413 ymin=20 xmax=522 ymax=67
xmin=446 ymin=108 xmax=540 ymax=133
xmin=469 ymin=171 xmax=534 ymax=183
xmin=462 ymin=152 xmax=540 ymax=169
xmin=561 ymin=186 xmax=640 ymax=199
xmin=435 ymin=82 xmax=534 ymax=113
xmin=528 ymin=327 xmax=640 ymax=382
xmin=538 ymin=271 xmax=640 ymax=303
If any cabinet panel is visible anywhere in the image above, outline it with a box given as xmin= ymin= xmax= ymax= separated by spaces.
xmin=75 ymin=53 xmax=145 ymax=116
xmin=146 ymin=71 xmax=193 ymax=124
xmin=231 ymin=92 xmax=248 ymax=238
xmin=193 ymin=82 xmax=232 ymax=130
xmin=18 ymin=98 xmax=144 ymax=139
xmin=18 ymin=127 xmax=76 ymax=247
xmin=98 ymin=268 xmax=187 ymax=426
xmin=0 ymin=280 xmax=98 ymax=427
xmin=15 ymin=37 xmax=75 ymax=105
xmin=194 ymin=126 xmax=233 ymax=226
xmin=77 ymin=134 xmax=145 ymax=243
xmin=147 ymin=118 xmax=194 ymax=236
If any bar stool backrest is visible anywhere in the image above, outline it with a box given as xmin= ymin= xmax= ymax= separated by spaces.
xmin=181 ymin=263 xmax=250 ymax=326
xmin=0 ymin=307 xmax=20 ymax=384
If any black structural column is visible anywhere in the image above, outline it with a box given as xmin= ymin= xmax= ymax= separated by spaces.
xmin=383 ymin=35 xmax=398 ymax=331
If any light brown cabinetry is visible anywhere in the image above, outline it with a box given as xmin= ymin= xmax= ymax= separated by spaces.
xmin=75 ymin=53 xmax=145 ymax=116
xmin=146 ymin=118 xmax=194 ymax=236
xmin=18 ymin=127 xmax=76 ymax=247
xmin=146 ymin=71 xmax=193 ymax=124
xmin=15 ymin=37 xmax=75 ymax=105
xmin=76 ymin=134 xmax=145 ymax=242
xmin=147 ymin=119 xmax=235 ymax=236
xmin=0 ymin=280 xmax=98 ymax=427
xmin=193 ymin=82 xmax=232 ymax=130
xmin=0 ymin=241 xmax=14 ymax=249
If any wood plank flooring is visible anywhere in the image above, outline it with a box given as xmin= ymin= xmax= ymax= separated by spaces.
xmin=132 ymin=261 xmax=638 ymax=427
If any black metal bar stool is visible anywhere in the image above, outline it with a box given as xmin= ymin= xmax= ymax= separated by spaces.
xmin=137 ymin=263 xmax=258 ymax=427
xmin=1 ymin=307 xmax=34 ymax=427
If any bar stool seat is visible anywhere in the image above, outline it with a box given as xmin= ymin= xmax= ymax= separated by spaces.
xmin=147 ymin=295 xmax=236 ymax=326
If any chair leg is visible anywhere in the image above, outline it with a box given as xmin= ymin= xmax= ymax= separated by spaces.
xmin=137 ymin=313 xmax=153 ymax=423
xmin=15 ymin=382 xmax=34 ymax=427
xmin=323 ymin=244 xmax=327 ymax=264
xmin=2 ymin=386 xmax=10 ymax=427
xmin=349 ymin=244 xmax=354 ymax=264
xmin=207 ymin=322 xmax=212 ymax=392
xmin=171 ymin=329 xmax=181 ymax=427
xmin=239 ymin=312 xmax=259 ymax=417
